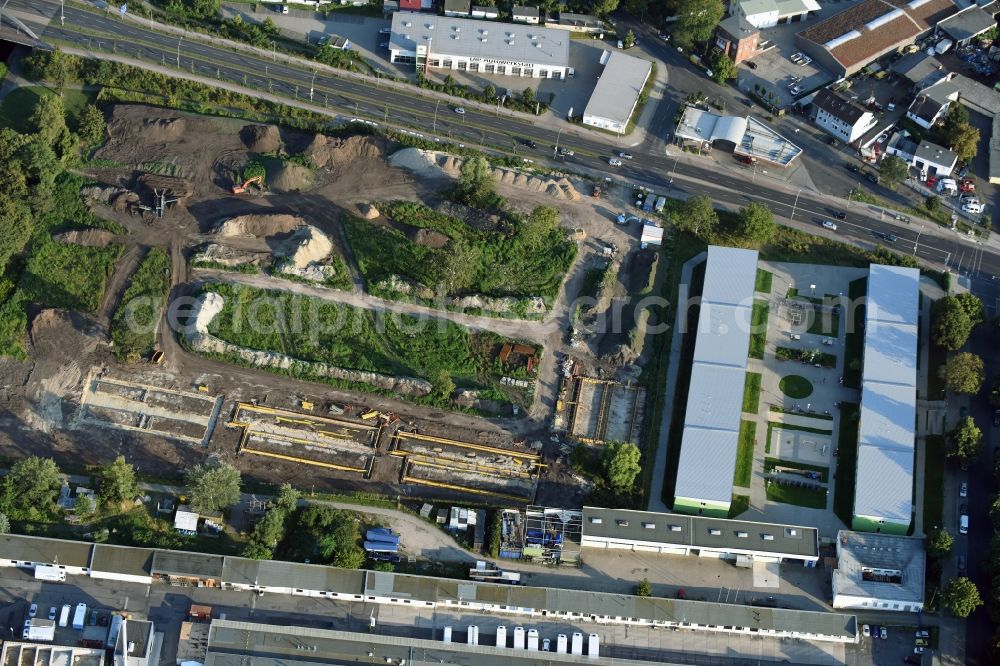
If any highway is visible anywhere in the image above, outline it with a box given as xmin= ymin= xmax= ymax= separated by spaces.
xmin=5 ymin=0 xmax=998 ymax=277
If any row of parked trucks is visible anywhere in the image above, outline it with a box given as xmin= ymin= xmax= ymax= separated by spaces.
xmin=443 ymin=625 xmax=599 ymax=657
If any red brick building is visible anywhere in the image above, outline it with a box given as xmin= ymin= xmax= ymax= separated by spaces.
xmin=714 ymin=14 xmax=760 ymax=64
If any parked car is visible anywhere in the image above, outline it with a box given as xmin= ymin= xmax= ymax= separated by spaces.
xmin=960 ymin=482 xmax=968 ymax=498
xmin=904 ymin=656 xmax=922 ymax=665
xmin=993 ymin=409 xmax=1000 ymax=427
xmin=608 ymin=158 xmax=623 ymax=166
xmin=880 ymin=626 xmax=887 ymax=640
xmin=915 ymin=630 xmax=929 ymax=639
xmin=957 ymin=163 xmax=970 ymax=177
xmin=846 ymin=164 xmax=860 ymax=173
xmin=962 ymin=202 xmax=984 ymax=214
xmin=379 ymin=27 xmax=392 ymax=35
xmin=379 ymin=41 xmax=389 ymax=49
xmin=28 ymin=604 xmax=37 ymax=618
xmin=542 ymin=638 xmax=551 ymax=651
xmin=863 ymin=624 xmax=870 ymax=638
xmin=790 ymin=85 xmax=803 ymax=95
xmin=48 ymin=607 xmax=56 ymax=621
xmin=914 ymin=647 xmax=926 ymax=654
xmin=866 ymin=172 xmax=880 ymax=184
xmin=958 ymin=555 xmax=966 ymax=575
xmin=746 ymin=60 xmax=758 ymax=69
xmin=821 ymin=220 xmax=838 ymax=230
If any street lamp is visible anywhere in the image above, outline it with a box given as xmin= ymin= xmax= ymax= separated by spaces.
xmin=176 ymin=37 xmax=182 ymax=68
xmin=432 ymin=99 xmax=440 ymax=134
xmin=913 ymin=225 xmax=924 ymax=257
xmin=553 ymin=128 xmax=564 ymax=159
xmin=790 ymin=187 xmax=803 ymax=220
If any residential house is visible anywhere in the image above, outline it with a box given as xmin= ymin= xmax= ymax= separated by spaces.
xmin=553 ymin=12 xmax=604 ymax=33
xmin=715 ymin=13 xmax=761 ymax=64
xmin=511 ymin=5 xmax=540 ymax=24
xmin=885 ymin=131 xmax=919 ymax=162
xmin=906 ymin=80 xmax=960 ymax=129
xmin=912 ymin=139 xmax=957 ymax=177
xmin=810 ymin=88 xmax=878 ymax=143
xmin=937 ymin=4 xmax=999 ymax=46
xmin=443 ymin=0 xmax=471 ymax=17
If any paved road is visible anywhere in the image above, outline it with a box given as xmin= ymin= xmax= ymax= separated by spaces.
xmin=6 ymin=0 xmax=998 ymax=281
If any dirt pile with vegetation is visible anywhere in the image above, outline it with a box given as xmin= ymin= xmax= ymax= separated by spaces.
xmin=240 ymin=124 xmax=282 ymax=153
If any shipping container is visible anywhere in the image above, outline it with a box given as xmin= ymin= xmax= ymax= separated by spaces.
xmin=72 ymin=603 xmax=87 ymax=630
xmin=587 ymin=633 xmax=600 ymax=658
xmin=442 ymin=626 xmax=452 ymax=643
xmin=527 ymin=629 xmax=539 ymax=650
xmin=495 ymin=625 xmax=507 ymax=648
xmin=513 ymin=626 xmax=526 ymax=649
xmin=571 ymin=632 xmax=584 ymax=656
xmin=556 ymin=634 xmax=568 ymax=653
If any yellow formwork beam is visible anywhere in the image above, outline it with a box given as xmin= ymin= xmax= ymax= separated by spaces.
xmin=401 ymin=468 xmax=532 ymax=503
xmin=405 ymin=454 xmax=535 ymax=479
xmin=242 ymin=447 xmax=368 ymax=473
xmin=234 ymin=402 xmax=377 ymax=431
xmin=395 ymin=431 xmax=542 ymax=461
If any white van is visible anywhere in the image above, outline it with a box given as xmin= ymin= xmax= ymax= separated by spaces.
xmin=960 ymin=514 xmax=968 ymax=534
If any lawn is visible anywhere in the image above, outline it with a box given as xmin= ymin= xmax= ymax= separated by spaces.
xmin=778 ymin=374 xmax=813 ymax=399
xmin=764 ymin=457 xmax=829 ymax=482
xmin=729 ymin=494 xmax=750 ymax=518
xmin=734 ymin=420 xmax=756 ymax=488
xmin=765 ymin=481 xmax=827 ymax=509
xmin=833 ymin=402 xmax=861 ymax=526
xmin=0 ymin=86 xmax=95 ymax=133
xmin=922 ymin=435 xmax=945 ymax=531
xmin=111 ymin=248 xmax=171 ymax=360
xmin=806 ymin=307 xmax=840 ymax=336
xmin=754 ymin=268 xmax=773 ymax=294
xmin=742 ymin=371 xmax=762 ymax=413
xmin=749 ymin=300 xmax=769 ymax=360
xmin=18 ymin=238 xmax=123 ymax=312
xmin=842 ymin=277 xmax=867 ymax=389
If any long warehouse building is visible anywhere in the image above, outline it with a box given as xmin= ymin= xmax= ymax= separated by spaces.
xmin=673 ymin=246 xmax=759 ymax=517
xmin=388 ymin=12 xmax=571 ymax=79
xmin=852 ymin=264 xmax=920 ymax=534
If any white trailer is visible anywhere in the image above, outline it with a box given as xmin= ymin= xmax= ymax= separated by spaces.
xmin=513 ymin=626 xmax=526 ymax=650
xmin=25 ymin=620 xmax=56 ymax=642
xmin=587 ymin=634 xmax=600 ymax=658
xmin=496 ymin=625 xmax=507 ymax=648
xmin=527 ymin=629 xmax=539 ymax=650
xmin=556 ymin=634 xmax=568 ymax=653
xmin=442 ymin=626 xmax=452 ymax=643
xmin=467 ymin=625 xmax=478 ymax=645
xmin=72 ymin=603 xmax=87 ymax=630
xmin=33 ymin=565 xmax=65 ymax=582
xmin=571 ymin=632 xmax=584 ymax=656
xmin=58 ymin=605 xmax=70 ymax=628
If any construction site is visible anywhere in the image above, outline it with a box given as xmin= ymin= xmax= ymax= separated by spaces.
xmin=563 ymin=375 xmax=646 ymax=446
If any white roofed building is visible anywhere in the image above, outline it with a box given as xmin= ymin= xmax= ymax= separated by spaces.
xmin=388 ymin=13 xmax=571 ymax=79
xmin=674 ymin=106 xmax=801 ymax=166
xmin=736 ymin=0 xmax=821 ymax=29
xmin=674 ymin=246 xmax=759 ymax=517
xmin=853 ymin=264 xmax=919 ymax=534
xmin=832 ymin=530 xmax=925 ymax=611
xmin=582 ymin=51 xmax=652 ymax=134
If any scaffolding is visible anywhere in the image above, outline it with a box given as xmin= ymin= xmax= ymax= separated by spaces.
xmin=522 ymin=506 xmax=583 ymax=564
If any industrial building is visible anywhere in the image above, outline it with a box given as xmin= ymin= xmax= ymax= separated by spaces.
xmin=734 ymin=0 xmax=821 ymax=29
xmin=0 ymin=533 xmax=859 ymax=644
xmin=580 ymin=507 xmax=820 ymax=566
xmin=832 ymin=530 xmax=925 ymax=612
xmin=388 ymin=13 xmax=571 ymax=79
xmin=853 ymin=264 xmax=919 ymax=534
xmin=674 ymin=106 xmax=802 ymax=166
xmin=581 ymin=51 xmax=652 ymax=134
xmin=673 ymin=246 xmax=759 ymax=516
xmin=795 ymin=0 xmax=959 ymax=78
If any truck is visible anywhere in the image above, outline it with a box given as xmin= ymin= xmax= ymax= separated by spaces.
xmin=571 ymin=632 xmax=584 ymax=656
xmin=587 ymin=634 xmax=600 ymax=659
xmin=527 ymin=629 xmax=539 ymax=650
xmin=34 ymin=565 xmax=66 ymax=582
xmin=72 ymin=603 xmax=87 ymax=631
xmin=653 ymin=196 xmax=666 ymax=213
xmin=513 ymin=626 xmax=526 ymax=650
xmin=442 ymin=626 xmax=452 ymax=643
xmin=495 ymin=626 xmax=507 ymax=648
xmin=58 ymin=605 xmax=70 ymax=628
xmin=934 ymin=39 xmax=953 ymax=55
xmin=557 ymin=634 xmax=568 ymax=653
xmin=936 ymin=178 xmax=957 ymax=195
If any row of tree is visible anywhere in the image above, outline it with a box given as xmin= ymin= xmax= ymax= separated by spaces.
xmin=671 ymin=194 xmax=778 ymax=246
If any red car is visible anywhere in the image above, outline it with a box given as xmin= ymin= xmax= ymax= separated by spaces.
xmin=960 ymin=179 xmax=975 ymax=193
xmin=926 ymin=175 xmax=937 ymax=187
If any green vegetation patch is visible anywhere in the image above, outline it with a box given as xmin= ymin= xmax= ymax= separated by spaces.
xmin=111 ymin=248 xmax=170 ymax=360
xmin=833 ymin=402 xmax=861 ymax=525
xmin=734 ymin=421 xmax=756 ymax=488
xmin=729 ymin=494 xmax=750 ymax=518
xmin=807 ymin=307 xmax=840 ymax=336
xmin=344 ymin=202 xmax=576 ymax=302
xmin=754 ymin=268 xmax=773 ymax=294
xmin=764 ymin=457 xmax=829 ymax=483
xmin=749 ymin=300 xmax=769 ymax=360
xmin=0 ymin=86 xmax=94 ymax=133
xmin=742 ymin=371 xmax=762 ymax=413
xmin=765 ymin=481 xmax=827 ymax=509
xmin=778 ymin=374 xmax=813 ymax=399
xmin=19 ymin=238 xmax=122 ymax=312
xmin=775 ymin=346 xmax=836 ymax=368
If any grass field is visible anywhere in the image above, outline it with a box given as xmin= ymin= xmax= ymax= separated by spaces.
xmin=0 ymin=86 xmax=95 ymax=133
xmin=833 ymin=402 xmax=861 ymax=526
xmin=779 ymin=374 xmax=813 ymax=399
xmin=111 ymin=248 xmax=170 ymax=360
xmin=754 ymin=268 xmax=773 ymax=294
xmin=807 ymin=307 xmax=840 ymax=336
xmin=729 ymin=494 xmax=750 ymax=518
xmin=749 ymin=300 xmax=769 ymax=360
xmin=734 ymin=420 xmax=756 ymax=488
xmin=19 ymin=238 xmax=123 ymax=312
xmin=923 ymin=435 xmax=945 ymax=531
xmin=742 ymin=371 xmax=762 ymax=413
xmin=765 ymin=482 xmax=827 ymax=509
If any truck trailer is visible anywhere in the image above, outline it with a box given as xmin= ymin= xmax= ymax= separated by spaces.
xmin=72 ymin=603 xmax=87 ymax=630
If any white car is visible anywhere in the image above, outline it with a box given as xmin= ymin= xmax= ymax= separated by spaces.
xmin=960 ymin=482 xmax=968 ymax=498
xmin=962 ymin=202 xmax=983 ymax=214
xmin=790 ymin=85 xmax=803 ymax=95
xmin=862 ymin=624 xmax=870 ymax=637
xmin=28 ymin=604 xmax=37 ymax=618
xmin=880 ymin=626 xmax=887 ymax=640
xmin=618 ymin=151 xmax=633 ymax=159
xmin=822 ymin=220 xmax=838 ymax=231
xmin=608 ymin=158 xmax=623 ymax=166
xmin=453 ymin=107 xmax=466 ymax=115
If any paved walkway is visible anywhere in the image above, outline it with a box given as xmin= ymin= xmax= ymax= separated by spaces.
xmin=767 ymin=412 xmax=834 ymax=429
xmin=646 ymin=251 xmax=704 ymax=512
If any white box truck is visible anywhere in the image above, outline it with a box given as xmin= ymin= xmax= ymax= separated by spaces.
xmin=58 ymin=605 xmax=70 ymax=628
xmin=496 ymin=626 xmax=507 ymax=648
xmin=513 ymin=626 xmax=526 ymax=649
xmin=557 ymin=634 xmax=568 ymax=653
xmin=442 ymin=626 xmax=452 ymax=643
xmin=527 ymin=629 xmax=539 ymax=650
xmin=587 ymin=634 xmax=600 ymax=658
xmin=34 ymin=565 xmax=65 ymax=582
xmin=571 ymin=632 xmax=584 ymax=656
xmin=72 ymin=603 xmax=87 ymax=630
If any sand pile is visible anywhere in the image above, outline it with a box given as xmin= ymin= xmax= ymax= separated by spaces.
xmin=304 ymin=134 xmax=389 ymax=172
xmin=53 ymin=229 xmax=117 ymax=247
xmin=387 ymin=148 xmax=449 ymax=177
xmin=268 ymin=161 xmax=313 ymax=192
xmin=215 ymin=213 xmax=304 ymax=237
xmin=273 ymin=226 xmax=333 ymax=269
xmin=358 ymin=203 xmax=380 ymax=219
xmin=240 ymin=124 xmax=282 ymax=153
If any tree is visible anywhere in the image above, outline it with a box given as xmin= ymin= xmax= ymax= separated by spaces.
xmin=945 ymin=352 xmax=985 ymax=395
xmin=673 ymin=0 xmax=725 ymax=50
xmin=932 ymin=296 xmax=974 ymax=350
xmin=185 ymin=461 xmax=241 ymax=513
xmin=675 ymin=194 xmax=718 ymax=237
xmin=941 ymin=576 xmax=983 ymax=618
xmin=433 ymin=235 xmax=480 ymax=294
xmin=927 ymin=528 xmax=953 ymax=558
xmin=635 ymin=578 xmax=652 ymax=596
xmin=29 ymin=94 xmax=68 ymax=149
xmin=520 ymin=87 xmax=536 ymax=107
xmin=737 ymin=201 xmax=776 ymax=245
xmin=519 ymin=205 xmax=559 ymax=248
xmin=456 ymin=155 xmax=495 ymax=207
xmin=592 ymin=0 xmax=620 ymax=15
xmin=945 ymin=123 xmax=979 ymax=163
xmin=623 ymin=29 xmax=636 ymax=50
xmin=0 ymin=196 xmax=33 ymax=272
xmin=98 ymin=455 xmax=139 ymax=507
xmin=432 ymin=370 xmax=455 ymax=401
xmin=950 ymin=416 xmax=983 ymax=462
xmin=955 ymin=292 xmax=985 ymax=326
xmin=879 ymin=155 xmax=908 ymax=187
xmin=0 ymin=512 xmax=9 ymax=535
xmin=273 ymin=483 xmax=300 ymax=514
xmin=76 ymin=104 xmax=106 ymax=146
xmin=707 ymin=49 xmax=737 ymax=84
xmin=483 ymin=83 xmax=496 ymax=101
xmin=165 ymin=0 xmax=222 ymax=19
xmin=603 ymin=441 xmax=641 ymax=493
xmin=925 ymin=194 xmax=940 ymax=212
xmin=1 ymin=457 xmax=62 ymax=520
xmin=74 ymin=494 xmax=96 ymax=519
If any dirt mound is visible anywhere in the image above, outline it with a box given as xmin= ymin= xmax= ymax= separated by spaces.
xmin=358 ymin=203 xmax=380 ymax=219
xmin=268 ymin=161 xmax=313 ymax=192
xmin=53 ymin=229 xmax=118 ymax=247
xmin=411 ymin=228 xmax=449 ymax=248
xmin=273 ymin=225 xmax=333 ymax=268
xmin=139 ymin=116 xmax=186 ymax=142
xmin=304 ymin=134 xmax=389 ymax=172
xmin=215 ymin=213 xmax=305 ymax=237
xmin=240 ymin=124 xmax=282 ymax=153
xmin=192 ymin=243 xmax=268 ymax=268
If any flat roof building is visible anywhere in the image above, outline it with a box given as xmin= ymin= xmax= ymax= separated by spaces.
xmin=832 ymin=530 xmax=925 ymax=612
xmin=853 ymin=264 xmax=919 ymax=534
xmin=581 ymin=507 xmax=819 ymax=565
xmin=674 ymin=246 xmax=758 ymax=517
xmin=552 ymin=12 xmax=604 ymax=33
xmin=0 ymin=643 xmax=104 ymax=666
xmin=674 ymin=106 xmax=802 ymax=166
xmin=582 ymin=51 xmax=652 ymax=134
xmin=389 ymin=12 xmax=571 ymax=79
xmin=937 ymin=4 xmax=998 ymax=45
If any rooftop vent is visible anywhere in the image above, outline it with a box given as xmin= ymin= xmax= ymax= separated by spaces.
xmin=616 ymin=520 xmax=629 ymax=527
xmin=737 ymin=531 xmax=749 ymax=538
xmin=589 ymin=517 xmax=602 ymax=524
xmin=404 ymin=21 xmax=412 ymax=27
xmin=709 ymin=528 xmax=722 ymax=536
xmin=669 ymin=525 xmax=682 ymax=532
xmin=763 ymin=534 xmax=775 ymax=541
xmin=642 ymin=522 xmax=655 ymax=530
xmin=480 ymin=37 xmax=487 ymax=42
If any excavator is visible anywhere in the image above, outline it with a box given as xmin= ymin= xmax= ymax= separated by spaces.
xmin=232 ymin=174 xmax=264 ymax=194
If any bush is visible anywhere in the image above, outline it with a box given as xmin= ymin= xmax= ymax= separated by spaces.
xmin=111 ymin=248 xmax=170 ymax=360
